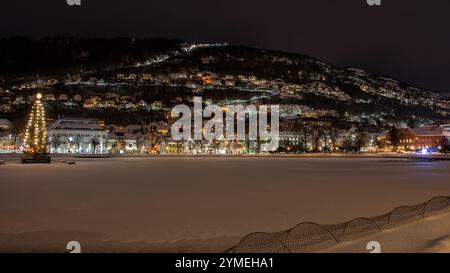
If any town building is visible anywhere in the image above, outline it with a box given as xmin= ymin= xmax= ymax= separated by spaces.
xmin=0 ymin=119 xmax=12 ymax=131
xmin=47 ymin=118 xmax=108 ymax=154
xmin=107 ymin=132 xmax=141 ymax=154
xmin=0 ymin=104 xmax=12 ymax=113
xmin=0 ymin=132 xmax=16 ymax=152
xmin=399 ymin=125 xmax=447 ymax=151
xmin=160 ymin=137 xmax=183 ymax=154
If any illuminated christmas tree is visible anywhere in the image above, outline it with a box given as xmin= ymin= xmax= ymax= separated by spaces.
xmin=23 ymin=93 xmax=48 ymax=155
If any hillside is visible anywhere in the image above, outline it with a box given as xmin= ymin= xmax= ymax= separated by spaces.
xmin=0 ymin=38 xmax=448 ymax=129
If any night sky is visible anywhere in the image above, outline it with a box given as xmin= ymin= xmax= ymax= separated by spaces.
xmin=1 ymin=0 xmax=449 ymax=94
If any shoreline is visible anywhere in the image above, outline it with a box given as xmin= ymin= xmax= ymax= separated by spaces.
xmin=1 ymin=152 xmax=449 ymax=162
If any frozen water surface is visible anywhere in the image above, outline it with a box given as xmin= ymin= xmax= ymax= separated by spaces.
xmin=0 ymin=157 xmax=449 ymax=252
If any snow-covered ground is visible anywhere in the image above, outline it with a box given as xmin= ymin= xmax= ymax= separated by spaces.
xmin=0 ymin=157 xmax=449 ymax=252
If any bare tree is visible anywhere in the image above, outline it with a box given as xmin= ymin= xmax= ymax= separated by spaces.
xmin=443 ymin=137 xmax=449 ymax=155
xmin=388 ymin=126 xmax=400 ymax=151
xmin=299 ymin=125 xmax=309 ymax=151
xmin=356 ymin=132 xmax=368 ymax=153
xmin=310 ymin=124 xmax=324 ymax=151
xmin=75 ymin=136 xmax=81 ymax=154
xmin=329 ymin=127 xmax=340 ymax=151
xmin=90 ymin=136 xmax=100 ymax=154
xmin=50 ymin=136 xmax=62 ymax=153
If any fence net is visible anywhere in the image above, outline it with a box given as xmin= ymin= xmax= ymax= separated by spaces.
xmin=226 ymin=195 xmax=450 ymax=253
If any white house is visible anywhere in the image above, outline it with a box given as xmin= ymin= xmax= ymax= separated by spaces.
xmin=47 ymin=118 xmax=108 ymax=154
xmin=0 ymin=119 xmax=12 ymax=131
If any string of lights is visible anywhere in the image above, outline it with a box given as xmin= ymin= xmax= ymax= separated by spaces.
xmin=23 ymin=93 xmax=48 ymax=155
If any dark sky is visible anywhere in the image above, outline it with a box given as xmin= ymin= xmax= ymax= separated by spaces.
xmin=1 ymin=0 xmax=450 ymax=94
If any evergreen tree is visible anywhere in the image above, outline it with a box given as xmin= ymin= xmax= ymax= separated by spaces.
xmin=23 ymin=93 xmax=47 ymax=154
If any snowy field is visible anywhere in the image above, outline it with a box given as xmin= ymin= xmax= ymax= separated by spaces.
xmin=0 ymin=156 xmax=450 ymax=252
